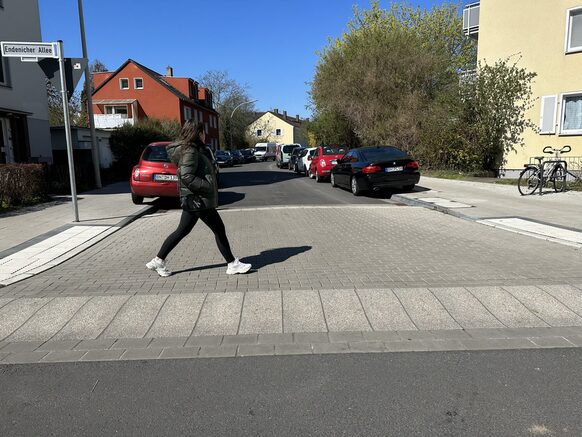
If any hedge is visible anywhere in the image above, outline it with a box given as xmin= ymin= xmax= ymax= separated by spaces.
xmin=0 ymin=163 xmax=48 ymax=208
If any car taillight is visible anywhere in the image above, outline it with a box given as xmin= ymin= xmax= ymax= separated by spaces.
xmin=362 ymin=165 xmax=382 ymax=174
xmin=406 ymin=161 xmax=419 ymax=170
xmin=133 ymin=168 xmax=140 ymax=181
xmin=320 ymin=159 xmax=327 ymax=167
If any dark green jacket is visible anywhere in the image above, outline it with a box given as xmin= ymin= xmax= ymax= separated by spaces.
xmin=167 ymin=141 xmax=218 ymax=211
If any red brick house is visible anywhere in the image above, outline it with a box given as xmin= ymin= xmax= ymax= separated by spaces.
xmin=91 ymin=59 xmax=220 ymax=149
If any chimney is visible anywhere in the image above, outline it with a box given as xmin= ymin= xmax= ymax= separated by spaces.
xmin=296 ymin=114 xmax=300 ymax=122
xmin=283 ymin=110 xmax=287 ymax=118
xmin=166 ymin=66 xmax=173 ymax=77
xmin=274 ymin=108 xmax=278 ymax=114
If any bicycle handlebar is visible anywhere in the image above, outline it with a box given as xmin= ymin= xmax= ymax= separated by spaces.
xmin=543 ymin=145 xmax=572 ymax=154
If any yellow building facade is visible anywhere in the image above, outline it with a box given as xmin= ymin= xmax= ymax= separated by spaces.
xmin=475 ymin=0 xmax=582 ymax=175
xmin=247 ymin=110 xmax=306 ymax=146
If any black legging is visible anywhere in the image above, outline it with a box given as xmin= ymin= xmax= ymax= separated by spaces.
xmin=157 ymin=208 xmax=235 ymax=263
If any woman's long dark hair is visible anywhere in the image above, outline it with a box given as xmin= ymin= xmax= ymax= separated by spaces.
xmin=177 ymin=120 xmax=205 ymax=156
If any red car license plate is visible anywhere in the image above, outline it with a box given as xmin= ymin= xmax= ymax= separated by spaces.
xmin=154 ymin=174 xmax=178 ymax=182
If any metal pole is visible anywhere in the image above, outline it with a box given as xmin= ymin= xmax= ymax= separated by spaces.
xmin=78 ymin=0 xmax=102 ymax=188
xmin=57 ymin=40 xmax=79 ymax=222
xmin=229 ymin=99 xmax=257 ymax=150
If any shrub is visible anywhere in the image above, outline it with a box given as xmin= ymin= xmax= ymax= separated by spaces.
xmin=0 ymin=164 xmax=48 ymax=209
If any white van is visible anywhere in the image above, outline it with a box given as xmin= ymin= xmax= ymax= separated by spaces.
xmin=253 ymin=143 xmax=276 ymax=161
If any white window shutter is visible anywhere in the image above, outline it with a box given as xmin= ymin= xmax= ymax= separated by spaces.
xmin=540 ymin=95 xmax=557 ymax=134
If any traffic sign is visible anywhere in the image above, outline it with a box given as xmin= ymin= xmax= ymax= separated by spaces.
xmin=0 ymin=41 xmax=59 ymax=59
xmin=38 ymin=57 xmax=88 ymax=99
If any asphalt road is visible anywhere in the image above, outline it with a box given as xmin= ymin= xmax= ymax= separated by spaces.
xmin=2 ymin=349 xmax=581 ymax=436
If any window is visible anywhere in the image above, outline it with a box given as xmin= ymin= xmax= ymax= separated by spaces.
xmin=540 ymin=95 xmax=557 ymax=134
xmin=119 ymin=78 xmax=129 ymax=89
xmin=275 ymin=128 xmax=282 ymax=136
xmin=105 ymin=105 xmax=128 ymax=116
xmin=184 ymin=106 xmax=193 ymax=121
xmin=560 ymin=92 xmax=582 ymax=134
xmin=205 ymin=122 xmax=209 ymax=134
xmin=566 ymin=7 xmax=582 ymax=53
xmin=134 ymin=78 xmax=143 ymax=89
xmin=0 ymin=54 xmax=6 ymax=86
xmin=256 ymin=129 xmax=262 ymax=137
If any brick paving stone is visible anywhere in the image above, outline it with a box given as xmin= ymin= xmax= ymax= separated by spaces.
xmin=563 ymin=335 xmax=582 ymax=347
xmin=283 ymin=290 xmax=327 ymax=333
xmin=121 ymin=348 xmax=163 ymax=360
xmin=36 ymin=340 xmax=80 ymax=351
xmin=357 ymin=289 xmax=416 ymax=331
xmin=111 ymin=338 xmax=152 ymax=349
xmin=193 ymin=293 xmax=243 ymax=336
xmin=222 ymin=334 xmax=258 ymax=345
xmin=148 ymin=337 xmax=188 ymax=348
xmin=100 ymin=295 xmax=167 ymax=339
xmin=294 ymin=332 xmax=329 ymax=344
xmin=239 ymin=291 xmax=282 ymax=334
xmin=74 ymin=339 xmax=116 ymax=350
xmin=348 ymin=341 xmax=386 ymax=353
xmin=275 ymin=344 xmax=313 ymax=355
xmin=2 ymin=351 xmax=48 ymax=363
xmin=185 ymin=335 xmax=223 ymax=347
xmin=41 ymin=350 xmax=87 ymax=362
xmin=258 ymin=333 xmax=293 ymax=344
xmin=528 ymin=337 xmax=576 ymax=348
xmin=237 ymin=344 xmax=275 ymax=357
xmin=159 ymin=347 xmax=200 ymax=359
xmin=81 ymin=349 xmax=124 ymax=361
xmin=146 ymin=294 xmax=205 ymax=338
xmin=393 ymin=288 xmax=460 ymax=330
xmin=320 ymin=290 xmax=371 ymax=332
xmin=430 ymin=287 xmax=504 ymax=329
xmin=328 ymin=332 xmax=364 ymax=343
xmin=0 ymin=352 xmax=9 ymax=361
xmin=1 ymin=341 xmax=44 ymax=353
xmin=198 ymin=345 xmax=237 ymax=358
xmin=312 ymin=343 xmax=350 ymax=354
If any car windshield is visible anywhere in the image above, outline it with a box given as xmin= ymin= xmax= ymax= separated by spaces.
xmin=322 ymin=146 xmax=347 ymax=155
xmin=283 ymin=145 xmax=299 ymax=153
xmin=255 ymin=146 xmax=267 ymax=152
xmin=142 ymin=145 xmax=170 ymax=162
xmin=360 ymin=147 xmax=408 ymax=162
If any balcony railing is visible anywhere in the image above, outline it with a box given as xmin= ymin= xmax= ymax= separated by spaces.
xmin=94 ymin=114 xmax=136 ymax=129
xmin=463 ymin=2 xmax=480 ymax=37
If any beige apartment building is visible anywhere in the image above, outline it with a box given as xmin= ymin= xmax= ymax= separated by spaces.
xmin=466 ymin=0 xmax=582 ymax=176
xmin=247 ymin=109 xmax=307 ymax=146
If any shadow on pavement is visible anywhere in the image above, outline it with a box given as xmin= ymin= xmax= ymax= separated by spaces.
xmin=84 ymin=181 xmax=131 ymax=195
xmin=218 ymin=191 xmax=245 ymax=207
xmin=241 ymin=246 xmax=312 ymax=270
xmin=219 ymin=170 xmax=301 ymax=189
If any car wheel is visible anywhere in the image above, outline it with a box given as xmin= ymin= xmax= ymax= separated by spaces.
xmin=295 ymin=164 xmax=300 ymax=174
xmin=351 ymin=177 xmax=362 ymax=196
xmin=131 ymin=193 xmax=144 ymax=205
xmin=315 ymin=171 xmax=323 ymax=183
xmin=402 ymin=184 xmax=415 ymax=192
xmin=330 ymin=173 xmax=337 ymax=187
xmin=308 ymin=168 xmax=314 ymax=179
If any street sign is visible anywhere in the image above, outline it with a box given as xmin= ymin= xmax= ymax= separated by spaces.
xmin=38 ymin=57 xmax=88 ymax=99
xmin=0 ymin=41 xmax=59 ymax=59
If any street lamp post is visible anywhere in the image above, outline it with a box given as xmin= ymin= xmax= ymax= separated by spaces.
xmin=229 ymin=99 xmax=257 ymax=150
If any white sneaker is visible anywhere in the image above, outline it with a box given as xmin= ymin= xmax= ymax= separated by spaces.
xmin=146 ymin=257 xmax=172 ymax=277
xmin=226 ymin=258 xmax=252 ymax=275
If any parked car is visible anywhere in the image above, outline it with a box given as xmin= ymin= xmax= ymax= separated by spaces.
xmin=330 ymin=146 xmax=420 ymax=195
xmin=276 ymin=143 xmax=302 ymax=168
xmin=241 ymin=149 xmax=256 ymax=163
xmin=296 ymin=147 xmax=316 ymax=174
xmin=215 ymin=150 xmax=234 ymax=167
xmin=230 ymin=150 xmax=245 ymax=164
xmin=288 ymin=147 xmax=305 ymax=171
xmin=130 ymin=142 xmax=177 ymax=204
xmin=254 ymin=143 xmax=276 ymax=161
xmin=308 ymin=145 xmax=348 ymax=182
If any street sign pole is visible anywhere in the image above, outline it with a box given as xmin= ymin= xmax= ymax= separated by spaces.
xmin=57 ymin=40 xmax=79 ymax=222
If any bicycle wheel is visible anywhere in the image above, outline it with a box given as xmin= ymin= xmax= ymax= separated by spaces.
xmin=518 ymin=166 xmax=540 ymax=195
xmin=551 ymin=165 xmax=566 ymax=192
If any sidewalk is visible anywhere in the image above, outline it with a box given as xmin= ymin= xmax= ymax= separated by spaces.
xmin=394 ymin=176 xmax=582 ymax=248
xmin=0 ymin=182 xmax=153 ymax=286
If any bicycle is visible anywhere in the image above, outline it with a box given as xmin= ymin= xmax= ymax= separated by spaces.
xmin=517 ymin=145 xmax=571 ymax=195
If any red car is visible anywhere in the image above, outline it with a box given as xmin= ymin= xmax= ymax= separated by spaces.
xmin=308 ymin=145 xmax=349 ymax=182
xmin=130 ymin=142 xmax=178 ymax=204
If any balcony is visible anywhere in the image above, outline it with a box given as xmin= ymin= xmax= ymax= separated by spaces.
xmin=94 ymin=114 xmax=136 ymax=129
xmin=463 ymin=2 xmax=480 ymax=38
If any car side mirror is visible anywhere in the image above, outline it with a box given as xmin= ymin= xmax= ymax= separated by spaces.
xmin=307 ymin=156 xmax=312 ymax=161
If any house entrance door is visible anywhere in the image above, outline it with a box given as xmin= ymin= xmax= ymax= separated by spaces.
xmin=0 ymin=117 xmax=14 ymax=164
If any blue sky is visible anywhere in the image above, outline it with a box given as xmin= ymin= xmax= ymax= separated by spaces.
xmin=39 ymin=0 xmax=467 ymax=118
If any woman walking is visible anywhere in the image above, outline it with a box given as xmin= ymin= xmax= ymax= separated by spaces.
xmin=146 ymin=120 xmax=251 ymax=277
